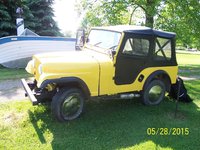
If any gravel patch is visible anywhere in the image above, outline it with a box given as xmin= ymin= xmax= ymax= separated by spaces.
xmin=0 ymin=79 xmax=28 ymax=102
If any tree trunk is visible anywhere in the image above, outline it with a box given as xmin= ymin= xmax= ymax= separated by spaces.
xmin=145 ymin=14 xmax=154 ymax=28
xmin=145 ymin=0 xmax=155 ymax=28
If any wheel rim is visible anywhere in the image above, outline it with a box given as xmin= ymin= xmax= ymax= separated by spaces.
xmin=148 ymin=85 xmax=164 ymax=103
xmin=62 ymin=94 xmax=81 ymax=120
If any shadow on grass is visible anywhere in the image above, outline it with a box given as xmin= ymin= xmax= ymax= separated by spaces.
xmin=28 ymin=96 xmax=200 ymax=150
xmin=178 ymin=65 xmax=200 ymax=77
xmin=179 ymin=64 xmax=200 ymax=69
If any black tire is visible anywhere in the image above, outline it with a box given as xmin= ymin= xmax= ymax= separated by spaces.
xmin=142 ymin=79 xmax=166 ymax=105
xmin=51 ymin=88 xmax=84 ymax=122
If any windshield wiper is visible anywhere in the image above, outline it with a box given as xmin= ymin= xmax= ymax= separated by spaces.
xmin=107 ymin=45 xmax=118 ymax=57
xmin=108 ymin=45 xmax=118 ymax=50
xmin=94 ymin=42 xmax=102 ymax=46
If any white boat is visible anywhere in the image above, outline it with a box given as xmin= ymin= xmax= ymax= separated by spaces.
xmin=0 ymin=35 xmax=76 ymax=68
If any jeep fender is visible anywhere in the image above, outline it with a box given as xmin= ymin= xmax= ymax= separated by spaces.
xmin=40 ymin=77 xmax=91 ymax=99
xmin=143 ymin=70 xmax=171 ymax=92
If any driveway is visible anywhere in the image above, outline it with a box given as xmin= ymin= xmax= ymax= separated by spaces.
xmin=0 ymin=79 xmax=27 ymax=102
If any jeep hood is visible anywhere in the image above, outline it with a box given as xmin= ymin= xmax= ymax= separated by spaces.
xmin=26 ymin=50 xmax=112 ymax=75
xmin=35 ymin=50 xmax=99 ymax=64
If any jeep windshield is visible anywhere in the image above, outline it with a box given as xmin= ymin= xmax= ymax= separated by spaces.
xmin=86 ymin=29 xmax=121 ymax=52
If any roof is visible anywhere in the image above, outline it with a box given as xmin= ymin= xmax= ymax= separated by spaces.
xmin=92 ymin=25 xmax=176 ymax=38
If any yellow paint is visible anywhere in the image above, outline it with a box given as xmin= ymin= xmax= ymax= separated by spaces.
xmin=26 ymin=48 xmax=178 ymax=97
xmin=99 ymin=62 xmax=178 ymax=95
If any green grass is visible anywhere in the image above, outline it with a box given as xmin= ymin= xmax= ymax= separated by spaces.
xmin=0 ymin=65 xmax=31 ymax=80
xmin=178 ymin=65 xmax=200 ymax=77
xmin=0 ymin=96 xmax=200 ymax=150
xmin=177 ymin=52 xmax=200 ymax=78
xmin=177 ymin=52 xmax=200 ymax=65
xmin=0 ymin=52 xmax=200 ymax=150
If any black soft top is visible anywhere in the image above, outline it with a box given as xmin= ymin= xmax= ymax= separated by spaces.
xmin=125 ymin=29 xmax=176 ymax=39
xmin=93 ymin=25 xmax=176 ymax=39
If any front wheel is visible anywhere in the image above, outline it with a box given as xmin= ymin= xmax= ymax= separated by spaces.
xmin=51 ymin=88 xmax=84 ymax=122
xmin=142 ymin=80 xmax=166 ymax=105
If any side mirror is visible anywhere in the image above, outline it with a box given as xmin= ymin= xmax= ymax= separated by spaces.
xmin=75 ymin=29 xmax=85 ymax=50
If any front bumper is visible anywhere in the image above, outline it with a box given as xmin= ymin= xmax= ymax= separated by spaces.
xmin=21 ymin=78 xmax=38 ymax=105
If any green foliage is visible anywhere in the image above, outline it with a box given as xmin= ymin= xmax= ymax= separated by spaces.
xmin=76 ymin=0 xmax=163 ymax=29
xmin=76 ymin=0 xmax=103 ymax=30
xmin=128 ymin=0 xmax=163 ymax=27
xmin=0 ymin=0 xmax=17 ymax=36
xmin=0 ymin=0 xmax=62 ymax=37
xmin=22 ymin=2 xmax=36 ymax=30
xmin=76 ymin=0 xmax=130 ymax=30
xmin=0 ymin=4 xmax=12 ymax=35
xmin=76 ymin=0 xmax=200 ymax=49
xmin=27 ymin=0 xmax=62 ymax=36
xmin=155 ymin=0 xmax=200 ymax=49
xmin=102 ymin=1 xmax=130 ymax=25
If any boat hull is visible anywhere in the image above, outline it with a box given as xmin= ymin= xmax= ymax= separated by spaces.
xmin=0 ymin=36 xmax=75 ymax=68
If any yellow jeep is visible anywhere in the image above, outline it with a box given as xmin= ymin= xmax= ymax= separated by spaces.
xmin=21 ymin=25 xmax=178 ymax=122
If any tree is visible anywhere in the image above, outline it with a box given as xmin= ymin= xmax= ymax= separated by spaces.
xmin=75 ymin=0 xmax=163 ymax=28
xmin=127 ymin=0 xmax=163 ymax=28
xmin=75 ymin=0 xmax=130 ymax=31
xmin=155 ymin=0 xmax=200 ymax=48
xmin=0 ymin=1 xmax=13 ymax=37
xmin=0 ymin=0 xmax=62 ymax=37
xmin=22 ymin=2 xmax=36 ymax=30
xmin=102 ymin=1 xmax=130 ymax=25
xmin=27 ymin=0 xmax=61 ymax=36
xmin=76 ymin=0 xmax=200 ymax=49
xmin=0 ymin=0 xmax=22 ymax=37
xmin=75 ymin=0 xmax=110 ymax=30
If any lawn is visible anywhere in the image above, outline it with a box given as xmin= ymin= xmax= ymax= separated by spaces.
xmin=0 ymin=52 xmax=200 ymax=150
xmin=176 ymin=52 xmax=200 ymax=65
xmin=0 ymin=65 xmax=31 ymax=81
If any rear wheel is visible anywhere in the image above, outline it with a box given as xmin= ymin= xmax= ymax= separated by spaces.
xmin=51 ymin=88 xmax=84 ymax=122
xmin=142 ymin=80 xmax=166 ymax=105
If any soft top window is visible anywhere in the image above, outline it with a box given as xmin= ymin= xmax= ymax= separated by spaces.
xmin=154 ymin=37 xmax=172 ymax=61
xmin=123 ymin=37 xmax=150 ymax=56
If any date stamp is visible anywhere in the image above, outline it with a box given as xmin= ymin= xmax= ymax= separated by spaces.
xmin=147 ymin=128 xmax=189 ymax=136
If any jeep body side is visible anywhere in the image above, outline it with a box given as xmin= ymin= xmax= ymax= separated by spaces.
xmin=22 ymin=25 xmax=178 ymax=122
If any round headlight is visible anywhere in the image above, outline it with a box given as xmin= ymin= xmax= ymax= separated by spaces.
xmin=38 ymin=64 xmax=43 ymax=74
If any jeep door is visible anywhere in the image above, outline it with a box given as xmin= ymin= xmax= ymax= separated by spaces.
xmin=114 ymin=33 xmax=153 ymax=85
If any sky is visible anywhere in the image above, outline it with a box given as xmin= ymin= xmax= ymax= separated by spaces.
xmin=53 ymin=0 xmax=79 ymax=35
